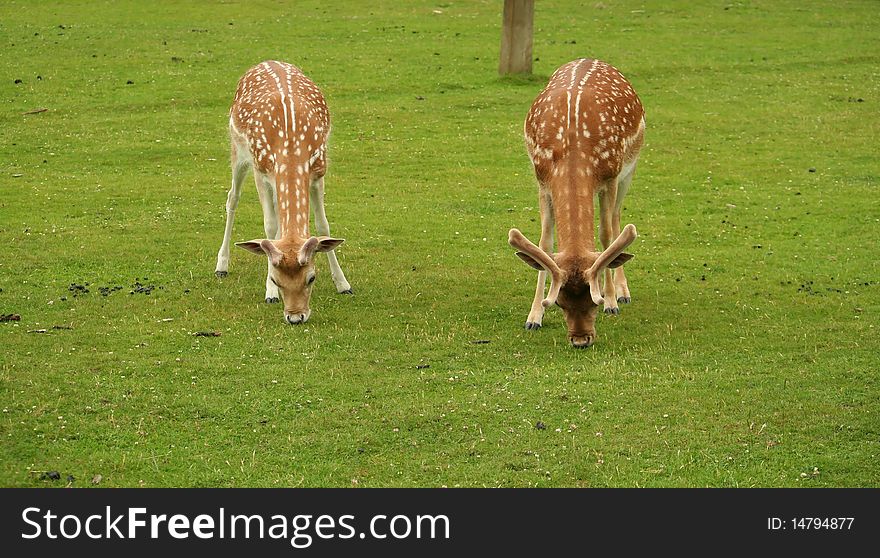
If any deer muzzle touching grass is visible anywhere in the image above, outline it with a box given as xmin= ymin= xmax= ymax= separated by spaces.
xmin=509 ymin=58 xmax=645 ymax=348
xmin=215 ymin=61 xmax=352 ymax=324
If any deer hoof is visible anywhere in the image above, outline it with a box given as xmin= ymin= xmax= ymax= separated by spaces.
xmin=215 ymin=271 xmax=228 ymax=278
xmin=265 ymin=297 xmax=280 ymax=304
xmin=604 ymin=307 xmax=620 ymax=315
xmin=524 ymin=321 xmax=542 ymax=331
xmin=340 ymin=289 xmax=353 ymax=295
xmin=617 ymin=296 xmax=631 ymax=304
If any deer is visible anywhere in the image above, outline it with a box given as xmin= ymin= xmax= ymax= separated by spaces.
xmin=215 ymin=60 xmax=352 ymax=324
xmin=509 ymin=58 xmax=645 ymax=348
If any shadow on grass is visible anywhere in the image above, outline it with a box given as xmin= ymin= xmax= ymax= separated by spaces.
xmin=497 ymin=73 xmax=549 ymax=87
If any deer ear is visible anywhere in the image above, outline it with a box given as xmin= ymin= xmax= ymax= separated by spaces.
xmin=605 ymin=252 xmax=633 ymax=269
xmin=298 ymin=236 xmax=345 ymax=266
xmin=235 ymin=240 xmax=265 ymax=256
xmin=315 ymin=236 xmax=344 ymax=253
xmin=515 ymin=251 xmax=545 ymax=271
xmin=236 ymin=239 xmax=283 ymax=266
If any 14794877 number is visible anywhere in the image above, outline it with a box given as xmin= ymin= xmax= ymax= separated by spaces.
xmin=768 ymin=517 xmax=854 ymax=530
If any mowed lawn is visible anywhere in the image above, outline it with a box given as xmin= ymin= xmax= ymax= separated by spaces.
xmin=1 ymin=1 xmax=877 ymax=487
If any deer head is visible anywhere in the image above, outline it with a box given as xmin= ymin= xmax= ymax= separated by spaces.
xmin=236 ymin=236 xmax=344 ymax=324
xmin=509 ymin=224 xmax=637 ymax=348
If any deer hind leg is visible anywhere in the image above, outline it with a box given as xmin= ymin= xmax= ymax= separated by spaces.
xmin=525 ymin=188 xmax=555 ymax=330
xmin=613 ymin=162 xmax=637 ymax=304
xmin=309 ymin=174 xmax=352 ymax=294
xmin=255 ymin=170 xmax=280 ymax=303
xmin=599 ymin=182 xmax=620 ymax=315
xmin=215 ymin=144 xmax=251 ymax=277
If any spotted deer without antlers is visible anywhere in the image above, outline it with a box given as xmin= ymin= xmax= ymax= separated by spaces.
xmin=215 ymin=61 xmax=352 ymax=324
xmin=509 ymin=59 xmax=645 ymax=348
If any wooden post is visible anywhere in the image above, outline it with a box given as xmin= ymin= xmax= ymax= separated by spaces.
xmin=499 ymin=0 xmax=534 ymax=75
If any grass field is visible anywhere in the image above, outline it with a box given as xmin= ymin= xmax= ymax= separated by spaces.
xmin=1 ymin=0 xmax=878 ymax=487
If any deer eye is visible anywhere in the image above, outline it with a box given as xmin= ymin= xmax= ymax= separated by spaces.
xmin=306 ymin=274 xmax=316 ymax=285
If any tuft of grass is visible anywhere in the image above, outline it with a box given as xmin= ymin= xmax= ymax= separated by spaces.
xmin=0 ymin=0 xmax=877 ymax=487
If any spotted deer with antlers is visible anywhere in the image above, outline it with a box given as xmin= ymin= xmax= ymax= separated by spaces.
xmin=215 ymin=61 xmax=352 ymax=324
xmin=509 ymin=59 xmax=645 ymax=348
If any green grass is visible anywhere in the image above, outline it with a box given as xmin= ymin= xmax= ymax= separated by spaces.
xmin=1 ymin=0 xmax=877 ymax=487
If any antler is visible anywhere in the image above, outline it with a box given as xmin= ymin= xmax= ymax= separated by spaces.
xmin=584 ymin=224 xmax=638 ymax=305
xmin=509 ymin=228 xmax=564 ymax=307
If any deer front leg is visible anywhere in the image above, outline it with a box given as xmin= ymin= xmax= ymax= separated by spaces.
xmin=215 ymin=153 xmax=250 ymax=277
xmin=525 ymin=189 xmax=554 ymax=329
xmin=612 ymin=164 xmax=637 ymax=304
xmin=255 ymin=171 xmax=280 ymax=303
xmin=611 ymin=210 xmax=631 ymax=304
xmin=310 ymin=175 xmax=352 ymax=294
xmin=599 ymin=185 xmax=619 ymax=314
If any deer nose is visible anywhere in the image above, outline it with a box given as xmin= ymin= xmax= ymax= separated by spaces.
xmin=285 ymin=312 xmax=309 ymax=325
xmin=570 ymin=335 xmax=594 ymax=349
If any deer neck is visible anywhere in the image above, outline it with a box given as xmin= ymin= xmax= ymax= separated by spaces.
xmin=549 ymin=171 xmax=597 ymax=254
xmin=273 ymin=160 xmax=311 ymax=240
